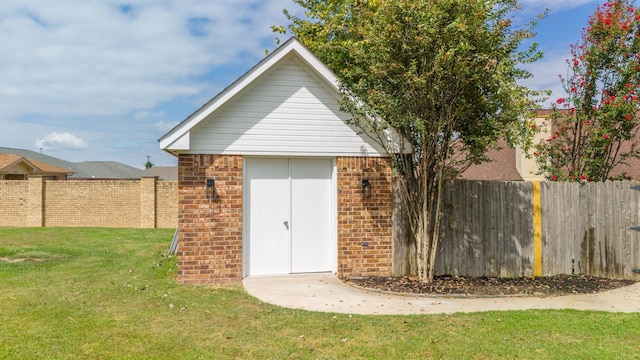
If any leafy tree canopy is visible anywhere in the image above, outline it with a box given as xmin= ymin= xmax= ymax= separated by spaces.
xmin=535 ymin=0 xmax=640 ymax=182
xmin=275 ymin=0 xmax=545 ymax=281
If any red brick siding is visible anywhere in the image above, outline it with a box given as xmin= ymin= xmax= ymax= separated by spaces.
xmin=177 ymin=154 xmax=243 ymax=284
xmin=176 ymin=154 xmax=394 ymax=283
xmin=336 ymin=157 xmax=393 ymax=278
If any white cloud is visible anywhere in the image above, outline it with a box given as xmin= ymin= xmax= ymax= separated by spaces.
xmin=35 ymin=131 xmax=88 ymax=150
xmin=154 ymin=121 xmax=179 ymax=133
xmin=521 ymin=48 xmax=573 ymax=107
xmin=0 ymin=0 xmax=304 ymax=167
xmin=0 ymin=0 xmax=297 ymax=119
xmin=134 ymin=110 xmax=165 ymax=121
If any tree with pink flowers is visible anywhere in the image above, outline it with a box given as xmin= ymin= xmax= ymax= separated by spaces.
xmin=535 ymin=0 xmax=640 ymax=181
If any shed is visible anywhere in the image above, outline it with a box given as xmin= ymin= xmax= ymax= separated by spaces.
xmin=160 ymin=38 xmax=394 ymax=284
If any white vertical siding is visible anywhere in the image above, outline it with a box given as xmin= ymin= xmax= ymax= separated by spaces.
xmin=188 ymin=57 xmax=388 ymax=157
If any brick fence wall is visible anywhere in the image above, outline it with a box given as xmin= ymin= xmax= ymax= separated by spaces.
xmin=0 ymin=180 xmax=29 ymax=226
xmin=0 ymin=177 xmax=177 ymax=228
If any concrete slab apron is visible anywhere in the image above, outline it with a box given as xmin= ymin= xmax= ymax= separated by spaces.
xmin=242 ymin=273 xmax=640 ymax=315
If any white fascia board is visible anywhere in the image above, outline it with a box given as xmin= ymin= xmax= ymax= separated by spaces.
xmin=160 ymin=132 xmax=190 ymax=151
xmin=158 ymin=38 xmax=340 ymax=151
xmin=180 ymin=150 xmax=390 ymax=157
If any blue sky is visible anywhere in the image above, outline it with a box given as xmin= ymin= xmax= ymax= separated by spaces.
xmin=0 ymin=0 xmax=606 ymax=168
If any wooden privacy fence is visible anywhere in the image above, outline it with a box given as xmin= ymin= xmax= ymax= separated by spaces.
xmin=393 ymin=179 xmax=640 ymax=280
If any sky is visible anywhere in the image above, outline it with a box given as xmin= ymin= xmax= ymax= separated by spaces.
xmin=0 ymin=0 xmax=608 ymax=168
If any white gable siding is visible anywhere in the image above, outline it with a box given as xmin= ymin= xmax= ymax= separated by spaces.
xmin=188 ymin=58 xmax=388 ymax=157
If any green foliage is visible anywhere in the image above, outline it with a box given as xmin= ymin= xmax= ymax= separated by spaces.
xmin=276 ymin=0 xmax=544 ymax=281
xmin=1 ymin=228 xmax=640 ymax=359
xmin=535 ymin=0 xmax=640 ymax=182
xmin=278 ymin=0 xmax=542 ymax=165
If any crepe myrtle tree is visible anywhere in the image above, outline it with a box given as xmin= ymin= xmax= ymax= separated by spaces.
xmin=535 ymin=0 xmax=640 ymax=182
xmin=274 ymin=0 xmax=544 ymax=281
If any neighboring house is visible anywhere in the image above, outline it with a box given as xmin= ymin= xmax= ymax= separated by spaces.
xmin=160 ymin=38 xmax=395 ymax=284
xmin=0 ymin=154 xmax=74 ymax=180
xmin=459 ymin=109 xmax=640 ymax=181
xmin=143 ymin=166 xmax=178 ymax=180
xmin=0 ymin=147 xmax=145 ymax=179
xmin=458 ymin=112 xmax=549 ymax=181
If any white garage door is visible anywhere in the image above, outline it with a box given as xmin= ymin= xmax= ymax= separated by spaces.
xmin=245 ymin=158 xmax=334 ymax=276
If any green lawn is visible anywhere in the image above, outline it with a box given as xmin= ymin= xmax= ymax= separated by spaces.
xmin=0 ymin=227 xmax=638 ymax=359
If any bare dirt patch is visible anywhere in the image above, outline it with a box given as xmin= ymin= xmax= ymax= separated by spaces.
xmin=345 ymin=274 xmax=637 ymax=297
xmin=0 ymin=256 xmax=47 ymax=263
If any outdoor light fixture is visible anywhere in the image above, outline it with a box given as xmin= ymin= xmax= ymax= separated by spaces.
xmin=206 ymin=178 xmax=215 ymax=200
xmin=362 ymin=179 xmax=371 ymax=199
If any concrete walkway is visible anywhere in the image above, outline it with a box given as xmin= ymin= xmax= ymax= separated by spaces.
xmin=242 ymin=273 xmax=640 ymax=315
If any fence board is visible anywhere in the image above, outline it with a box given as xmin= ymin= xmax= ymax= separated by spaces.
xmin=436 ymin=180 xmax=534 ymax=278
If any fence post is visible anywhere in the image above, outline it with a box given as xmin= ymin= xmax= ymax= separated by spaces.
xmin=392 ymin=176 xmax=416 ymax=276
xmin=532 ymin=181 xmax=543 ymax=276
xmin=27 ymin=176 xmax=45 ymax=227
xmin=140 ymin=176 xmax=158 ymax=228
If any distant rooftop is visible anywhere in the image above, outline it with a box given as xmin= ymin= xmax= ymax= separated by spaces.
xmin=457 ymin=139 xmax=524 ymax=181
xmin=0 ymin=147 xmax=145 ymax=179
xmin=0 ymin=153 xmax=74 ymax=175
xmin=143 ymin=166 xmax=178 ymax=181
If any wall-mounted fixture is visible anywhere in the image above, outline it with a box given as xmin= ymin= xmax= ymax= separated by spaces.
xmin=206 ymin=178 xmax=215 ymax=200
xmin=362 ymin=179 xmax=371 ymax=199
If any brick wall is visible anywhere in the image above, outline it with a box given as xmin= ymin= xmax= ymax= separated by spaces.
xmin=45 ymin=179 xmax=142 ymax=227
xmin=0 ymin=177 xmax=177 ymax=228
xmin=157 ymin=180 xmax=179 ymax=229
xmin=0 ymin=180 xmax=29 ymax=226
xmin=177 ymin=154 xmax=243 ymax=284
xmin=337 ymin=157 xmax=393 ymax=278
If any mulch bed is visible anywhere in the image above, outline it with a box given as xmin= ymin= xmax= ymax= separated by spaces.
xmin=345 ymin=274 xmax=637 ymax=297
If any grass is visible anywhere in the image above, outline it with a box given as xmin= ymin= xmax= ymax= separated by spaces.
xmin=0 ymin=227 xmax=639 ymax=359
